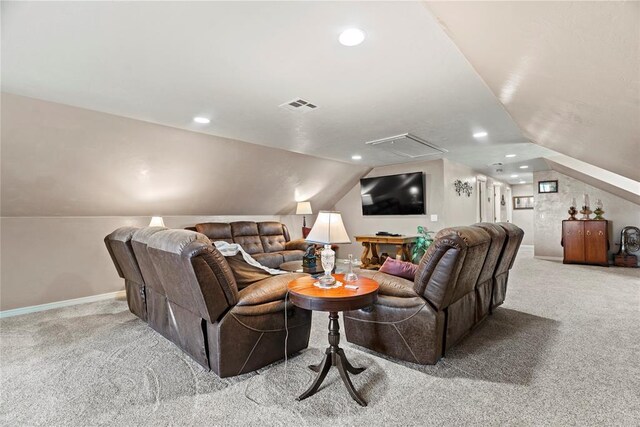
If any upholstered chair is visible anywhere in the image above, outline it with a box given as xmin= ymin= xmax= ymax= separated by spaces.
xmin=344 ymin=226 xmax=492 ymax=364
xmin=471 ymin=223 xmax=507 ymax=322
xmin=146 ymin=229 xmax=312 ymax=377
xmin=490 ymin=222 xmax=525 ymax=311
xmin=131 ymin=226 xmax=170 ymax=339
xmin=104 ymin=227 xmax=147 ymax=321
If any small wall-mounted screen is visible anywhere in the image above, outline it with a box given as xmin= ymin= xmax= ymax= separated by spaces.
xmin=360 ymin=172 xmax=425 ymax=215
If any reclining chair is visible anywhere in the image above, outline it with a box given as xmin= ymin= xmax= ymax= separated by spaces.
xmin=104 ymin=227 xmax=147 ymax=321
xmin=131 ymin=226 xmax=170 ymax=338
xmin=146 ymin=229 xmax=312 ymax=377
xmin=344 ymin=226 xmax=491 ymax=365
xmin=489 ymin=223 xmax=524 ymax=311
xmin=471 ymin=223 xmax=507 ymax=323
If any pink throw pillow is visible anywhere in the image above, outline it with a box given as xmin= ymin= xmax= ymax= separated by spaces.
xmin=379 ymin=257 xmax=418 ymax=281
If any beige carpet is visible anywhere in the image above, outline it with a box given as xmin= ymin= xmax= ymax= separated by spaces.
xmin=1 ymin=247 xmax=639 ymax=426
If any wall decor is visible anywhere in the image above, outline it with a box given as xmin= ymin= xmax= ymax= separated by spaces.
xmin=538 ymin=180 xmax=558 ymax=193
xmin=513 ymin=195 xmax=534 ymax=210
xmin=454 ymin=179 xmax=473 ymax=197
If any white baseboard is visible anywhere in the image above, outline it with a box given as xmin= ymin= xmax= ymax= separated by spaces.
xmin=520 ymin=244 xmax=534 ymax=249
xmin=0 ymin=290 xmax=126 ymax=319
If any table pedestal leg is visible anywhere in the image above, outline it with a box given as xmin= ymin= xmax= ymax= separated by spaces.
xmin=297 ymin=312 xmax=367 ymax=406
xmin=360 ymin=242 xmax=371 ymax=268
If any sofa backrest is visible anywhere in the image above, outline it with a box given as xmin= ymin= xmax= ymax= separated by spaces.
xmin=472 ymin=223 xmax=507 ymax=287
xmin=147 ymin=230 xmax=239 ymax=323
xmin=414 ymin=226 xmax=491 ymax=310
xmin=258 ymin=221 xmax=290 ymax=253
xmin=104 ymin=226 xmax=144 ymax=286
xmin=131 ymin=226 xmax=168 ymax=295
xmin=194 ymin=221 xmax=292 ymax=255
xmin=195 ymin=222 xmax=233 ymax=243
xmin=413 ymin=232 xmax=466 ymax=311
xmin=495 ymin=222 xmax=525 ymax=274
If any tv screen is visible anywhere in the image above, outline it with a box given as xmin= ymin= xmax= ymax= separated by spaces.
xmin=360 ymin=172 xmax=425 ymax=215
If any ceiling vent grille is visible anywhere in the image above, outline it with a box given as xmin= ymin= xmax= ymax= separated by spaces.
xmin=279 ymin=98 xmax=318 ymax=113
xmin=365 ymin=133 xmax=447 ymax=159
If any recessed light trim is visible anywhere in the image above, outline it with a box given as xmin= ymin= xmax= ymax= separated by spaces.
xmin=351 ymin=155 xmax=362 ymax=160
xmin=473 ymin=131 xmax=488 ymax=138
xmin=505 ymin=154 xmax=516 ymax=158
xmin=193 ymin=117 xmax=210 ymax=124
xmin=519 ymin=165 xmax=529 ymax=169
xmin=339 ymin=28 xmax=366 ymax=46
xmin=510 ymin=174 xmax=518 ymax=178
xmin=519 ymin=180 xmax=526 ymax=184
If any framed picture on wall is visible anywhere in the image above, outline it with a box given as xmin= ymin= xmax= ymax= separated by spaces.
xmin=538 ymin=180 xmax=558 ymax=193
xmin=513 ymin=196 xmax=534 ymax=210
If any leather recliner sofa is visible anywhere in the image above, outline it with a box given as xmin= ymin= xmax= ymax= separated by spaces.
xmin=105 ymin=227 xmax=312 ymax=377
xmin=344 ymin=223 xmax=523 ymax=365
xmin=195 ymin=221 xmax=310 ymax=269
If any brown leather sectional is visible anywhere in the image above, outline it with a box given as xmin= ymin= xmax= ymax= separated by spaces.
xmin=194 ymin=221 xmax=310 ymax=268
xmin=105 ymin=226 xmax=312 ymax=377
xmin=344 ymin=222 xmax=523 ymax=365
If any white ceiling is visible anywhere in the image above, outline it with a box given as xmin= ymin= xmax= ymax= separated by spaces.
xmin=1 ymin=1 xmax=555 ymax=185
xmin=427 ymin=1 xmax=640 ymax=182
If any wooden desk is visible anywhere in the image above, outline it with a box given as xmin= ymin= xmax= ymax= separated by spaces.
xmin=355 ymin=235 xmax=418 ymax=269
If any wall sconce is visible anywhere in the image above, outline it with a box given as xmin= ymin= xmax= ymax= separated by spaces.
xmin=454 ymin=180 xmax=473 ymax=197
xmin=501 ymin=195 xmax=506 ymax=206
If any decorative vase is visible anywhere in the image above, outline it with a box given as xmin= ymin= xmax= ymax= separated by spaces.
xmin=344 ymin=254 xmax=358 ymax=282
xmin=594 ymin=199 xmax=605 ymax=220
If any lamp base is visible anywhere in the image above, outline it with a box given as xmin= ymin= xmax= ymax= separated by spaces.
xmin=318 ymin=274 xmax=336 ymax=287
xmin=313 ymin=280 xmax=342 ymax=289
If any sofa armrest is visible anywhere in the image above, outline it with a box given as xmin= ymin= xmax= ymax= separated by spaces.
xmin=285 ymin=239 xmax=311 ymax=251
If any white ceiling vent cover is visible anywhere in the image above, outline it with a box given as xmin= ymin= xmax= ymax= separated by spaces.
xmin=365 ymin=133 xmax=447 ymax=159
xmin=279 ymin=98 xmax=318 ymax=113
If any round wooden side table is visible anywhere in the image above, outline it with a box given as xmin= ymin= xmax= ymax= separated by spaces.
xmin=287 ymin=274 xmax=379 ymax=406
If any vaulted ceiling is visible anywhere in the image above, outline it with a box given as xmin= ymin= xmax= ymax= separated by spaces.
xmin=427 ymin=1 xmax=640 ymax=182
xmin=2 ymin=1 xmax=637 ymax=188
xmin=1 ymin=1 xmax=554 ymax=186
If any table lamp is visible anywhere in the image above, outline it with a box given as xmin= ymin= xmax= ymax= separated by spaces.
xmin=305 ymin=211 xmax=351 ymax=287
xmin=149 ymin=216 xmax=165 ymax=227
xmin=296 ymin=201 xmax=313 ymax=227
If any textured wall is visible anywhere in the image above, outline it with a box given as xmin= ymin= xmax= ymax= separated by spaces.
xmin=1 ymin=93 xmax=368 ymax=217
xmin=0 ymin=93 xmax=370 ymax=310
xmin=0 ymin=215 xmax=298 ymax=311
xmin=533 ymin=170 xmax=640 ymax=259
xmin=511 ymin=184 xmax=534 ymax=245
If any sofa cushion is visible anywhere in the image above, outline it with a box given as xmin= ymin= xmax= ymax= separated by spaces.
xmin=233 ymin=235 xmax=264 ymax=255
xmin=280 ymin=250 xmax=305 ymax=262
xmin=379 ymin=257 xmax=419 ymax=281
xmin=260 ymin=234 xmax=287 ymax=253
xmin=195 ymin=223 xmax=233 ymax=243
xmin=357 ymin=270 xmax=418 ymax=298
xmin=225 ymin=253 xmax=273 ymax=290
xmin=230 ymin=221 xmax=260 ymax=236
xmin=236 ymin=273 xmax=306 ymax=306
xmin=252 ymin=252 xmax=285 ymax=269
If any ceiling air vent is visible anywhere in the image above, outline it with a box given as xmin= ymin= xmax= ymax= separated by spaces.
xmin=279 ymin=98 xmax=318 ymax=113
xmin=365 ymin=133 xmax=447 ymax=159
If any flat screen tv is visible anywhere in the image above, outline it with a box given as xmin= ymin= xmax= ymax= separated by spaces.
xmin=360 ymin=172 xmax=425 ymax=215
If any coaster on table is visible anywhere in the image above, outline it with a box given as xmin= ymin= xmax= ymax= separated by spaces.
xmin=313 ymin=280 xmax=343 ymax=289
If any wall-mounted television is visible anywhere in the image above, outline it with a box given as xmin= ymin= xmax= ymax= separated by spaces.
xmin=360 ymin=172 xmax=425 ymax=215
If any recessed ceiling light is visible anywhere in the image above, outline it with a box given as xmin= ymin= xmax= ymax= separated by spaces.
xmin=519 ymin=180 xmax=526 ymax=184
xmin=473 ymin=131 xmax=488 ymax=138
xmin=519 ymin=165 xmax=529 ymax=169
xmin=505 ymin=154 xmax=516 ymax=158
xmin=193 ymin=117 xmax=210 ymax=124
xmin=339 ymin=28 xmax=366 ymax=46
xmin=351 ymin=154 xmax=362 ymax=160
xmin=510 ymin=174 xmax=519 ymax=178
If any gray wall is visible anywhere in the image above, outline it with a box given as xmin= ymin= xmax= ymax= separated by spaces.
xmin=511 ymin=184 xmax=535 ymax=245
xmin=0 ymin=94 xmax=368 ymax=310
xmin=533 ymin=170 xmax=640 ymax=259
xmin=333 ymin=158 xmax=498 ymax=259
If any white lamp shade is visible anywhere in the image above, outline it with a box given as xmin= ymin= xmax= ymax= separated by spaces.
xmin=149 ymin=216 xmax=165 ymax=227
xmin=305 ymin=211 xmax=351 ymax=244
xmin=296 ymin=201 xmax=313 ymax=215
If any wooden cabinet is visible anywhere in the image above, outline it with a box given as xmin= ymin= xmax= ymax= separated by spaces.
xmin=562 ymin=220 xmax=609 ymax=266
